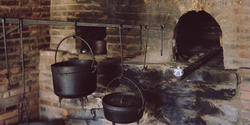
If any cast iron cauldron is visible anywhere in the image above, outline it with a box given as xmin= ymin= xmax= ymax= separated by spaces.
xmin=102 ymin=76 xmax=145 ymax=124
xmin=51 ymin=35 xmax=96 ymax=98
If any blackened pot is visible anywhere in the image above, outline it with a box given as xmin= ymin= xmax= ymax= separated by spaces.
xmin=102 ymin=92 xmax=144 ymax=123
xmin=51 ymin=60 xmax=96 ymax=98
xmin=102 ymin=76 xmax=145 ymax=124
xmin=51 ymin=35 xmax=97 ymax=98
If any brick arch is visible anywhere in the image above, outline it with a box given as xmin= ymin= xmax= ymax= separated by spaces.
xmin=173 ymin=9 xmax=222 ymax=62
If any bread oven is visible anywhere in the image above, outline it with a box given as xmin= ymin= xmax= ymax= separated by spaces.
xmin=174 ymin=10 xmax=222 ymax=64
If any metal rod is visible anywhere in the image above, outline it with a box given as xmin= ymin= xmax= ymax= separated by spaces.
xmin=2 ymin=18 xmax=11 ymax=90
xmin=143 ymin=26 xmax=149 ymax=69
xmin=19 ymin=19 xmax=25 ymax=99
xmin=119 ymin=25 xmax=124 ymax=75
xmin=0 ymin=17 xmax=162 ymax=30
xmin=19 ymin=18 xmax=28 ymax=122
xmin=139 ymin=25 xmax=143 ymax=50
xmin=161 ymin=25 xmax=164 ymax=56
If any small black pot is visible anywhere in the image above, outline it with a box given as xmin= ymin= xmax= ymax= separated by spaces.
xmin=102 ymin=92 xmax=144 ymax=123
xmin=102 ymin=76 xmax=145 ymax=124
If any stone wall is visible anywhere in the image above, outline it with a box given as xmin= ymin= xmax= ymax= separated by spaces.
xmin=0 ymin=0 xmax=50 ymax=124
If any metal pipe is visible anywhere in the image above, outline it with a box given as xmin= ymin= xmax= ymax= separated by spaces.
xmin=2 ymin=18 xmax=11 ymax=90
xmin=0 ymin=18 xmax=163 ymax=30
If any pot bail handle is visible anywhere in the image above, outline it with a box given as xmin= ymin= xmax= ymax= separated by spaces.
xmin=105 ymin=76 xmax=145 ymax=112
xmin=54 ymin=35 xmax=96 ymax=70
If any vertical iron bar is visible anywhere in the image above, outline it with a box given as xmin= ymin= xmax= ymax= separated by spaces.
xmin=139 ymin=25 xmax=143 ymax=50
xmin=143 ymin=26 xmax=149 ymax=69
xmin=19 ymin=19 xmax=25 ymax=99
xmin=19 ymin=18 xmax=27 ymax=122
xmin=161 ymin=25 xmax=164 ymax=56
xmin=2 ymin=18 xmax=11 ymax=90
xmin=119 ymin=25 xmax=124 ymax=75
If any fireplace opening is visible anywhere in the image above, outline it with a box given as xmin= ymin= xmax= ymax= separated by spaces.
xmin=174 ymin=10 xmax=222 ymax=65
xmin=76 ymin=26 xmax=106 ymax=54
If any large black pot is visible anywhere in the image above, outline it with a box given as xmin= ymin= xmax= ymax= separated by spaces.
xmin=51 ymin=35 xmax=96 ymax=98
xmin=102 ymin=76 xmax=145 ymax=124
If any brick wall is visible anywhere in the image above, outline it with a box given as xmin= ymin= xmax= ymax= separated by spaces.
xmin=238 ymin=68 xmax=250 ymax=125
xmin=50 ymin=0 xmax=174 ymax=63
xmin=0 ymin=0 xmax=50 ymax=124
xmin=48 ymin=0 xmax=250 ymax=68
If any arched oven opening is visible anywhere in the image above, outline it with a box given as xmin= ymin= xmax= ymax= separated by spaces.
xmin=174 ymin=10 xmax=223 ymax=67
